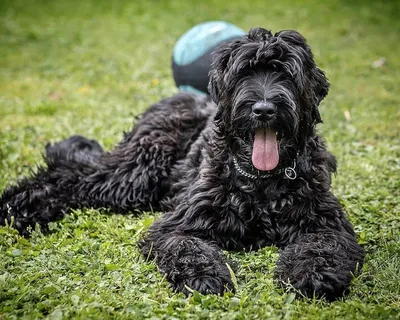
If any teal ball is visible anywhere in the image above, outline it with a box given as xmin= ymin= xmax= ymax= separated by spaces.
xmin=172 ymin=21 xmax=245 ymax=95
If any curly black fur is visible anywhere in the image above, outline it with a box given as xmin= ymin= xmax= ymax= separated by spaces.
xmin=0 ymin=27 xmax=364 ymax=301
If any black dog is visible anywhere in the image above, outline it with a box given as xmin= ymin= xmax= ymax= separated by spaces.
xmin=0 ymin=28 xmax=364 ymax=301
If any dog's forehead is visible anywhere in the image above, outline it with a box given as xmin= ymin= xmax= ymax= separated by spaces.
xmin=240 ymin=71 xmax=294 ymax=96
xmin=229 ymin=71 xmax=297 ymax=112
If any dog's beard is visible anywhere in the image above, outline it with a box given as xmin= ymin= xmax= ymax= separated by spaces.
xmin=229 ymin=72 xmax=300 ymax=172
xmin=232 ymin=129 xmax=298 ymax=174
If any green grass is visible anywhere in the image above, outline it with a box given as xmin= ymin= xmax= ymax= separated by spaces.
xmin=0 ymin=0 xmax=399 ymax=318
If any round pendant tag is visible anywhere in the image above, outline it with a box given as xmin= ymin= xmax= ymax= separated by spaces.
xmin=284 ymin=167 xmax=297 ymax=180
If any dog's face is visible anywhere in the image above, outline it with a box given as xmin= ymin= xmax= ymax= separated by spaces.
xmin=208 ymin=28 xmax=329 ymax=172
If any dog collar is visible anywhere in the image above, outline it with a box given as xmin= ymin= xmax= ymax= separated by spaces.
xmin=233 ymin=156 xmax=297 ymax=180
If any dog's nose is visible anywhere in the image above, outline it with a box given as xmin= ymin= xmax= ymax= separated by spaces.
xmin=252 ymin=101 xmax=276 ymax=120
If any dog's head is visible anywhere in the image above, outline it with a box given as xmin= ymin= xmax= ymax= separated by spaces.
xmin=208 ymin=27 xmax=329 ymax=172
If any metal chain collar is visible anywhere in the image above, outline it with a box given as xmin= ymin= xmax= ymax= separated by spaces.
xmin=233 ymin=156 xmax=297 ymax=180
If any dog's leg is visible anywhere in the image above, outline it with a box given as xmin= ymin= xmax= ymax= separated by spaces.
xmin=77 ymin=93 xmax=214 ymax=212
xmin=274 ymin=203 xmax=365 ymax=301
xmin=0 ymin=164 xmax=95 ymax=236
xmin=0 ymin=93 xmax=213 ymax=235
xmin=140 ymin=226 xmax=235 ymax=295
xmin=45 ymin=135 xmax=104 ymax=167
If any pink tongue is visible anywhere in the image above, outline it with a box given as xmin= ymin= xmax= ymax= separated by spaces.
xmin=252 ymin=128 xmax=279 ymax=171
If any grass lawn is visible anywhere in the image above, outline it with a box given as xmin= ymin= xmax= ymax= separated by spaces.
xmin=0 ymin=0 xmax=399 ymax=319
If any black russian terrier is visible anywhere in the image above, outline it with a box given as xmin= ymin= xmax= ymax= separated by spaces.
xmin=0 ymin=27 xmax=364 ymax=301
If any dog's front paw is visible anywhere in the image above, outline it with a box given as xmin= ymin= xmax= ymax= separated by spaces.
xmin=275 ymin=233 xmax=364 ymax=301
xmin=275 ymin=256 xmax=346 ymax=301
xmin=167 ymin=256 xmax=236 ymax=296
xmin=143 ymin=233 xmax=236 ymax=296
xmin=173 ymin=272 xmax=235 ymax=296
xmin=45 ymin=135 xmax=103 ymax=165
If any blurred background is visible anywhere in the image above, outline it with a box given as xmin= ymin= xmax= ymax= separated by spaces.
xmin=0 ymin=0 xmax=398 ymax=150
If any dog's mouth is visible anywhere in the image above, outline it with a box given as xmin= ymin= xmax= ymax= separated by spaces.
xmin=252 ymin=128 xmax=279 ymax=171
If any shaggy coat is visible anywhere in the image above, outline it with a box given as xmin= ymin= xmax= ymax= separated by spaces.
xmin=0 ymin=27 xmax=364 ymax=301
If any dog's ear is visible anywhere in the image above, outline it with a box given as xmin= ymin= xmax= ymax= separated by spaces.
xmin=312 ymin=67 xmax=329 ymax=105
xmin=314 ymin=67 xmax=329 ymax=104
xmin=208 ymin=40 xmax=239 ymax=105
xmin=208 ymin=37 xmax=247 ymax=128
xmin=275 ymin=30 xmax=330 ymax=124
xmin=208 ymin=69 xmax=220 ymax=106
xmin=311 ymin=67 xmax=330 ymax=124
xmin=207 ymin=60 xmax=224 ymax=128
xmin=208 ymin=70 xmax=225 ymax=129
xmin=213 ymin=104 xmax=223 ymax=125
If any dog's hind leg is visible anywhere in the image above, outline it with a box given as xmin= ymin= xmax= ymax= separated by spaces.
xmin=0 ymin=137 xmax=104 ymax=235
xmin=0 ymin=160 xmax=98 ymax=236
xmin=0 ymin=93 xmax=214 ymax=235
xmin=45 ymin=135 xmax=104 ymax=167
xmin=77 ymin=93 xmax=215 ymax=212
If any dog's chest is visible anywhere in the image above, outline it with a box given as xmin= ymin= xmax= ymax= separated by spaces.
xmin=230 ymin=189 xmax=294 ymax=250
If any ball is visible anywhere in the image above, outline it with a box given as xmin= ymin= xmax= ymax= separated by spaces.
xmin=172 ymin=21 xmax=245 ymax=95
